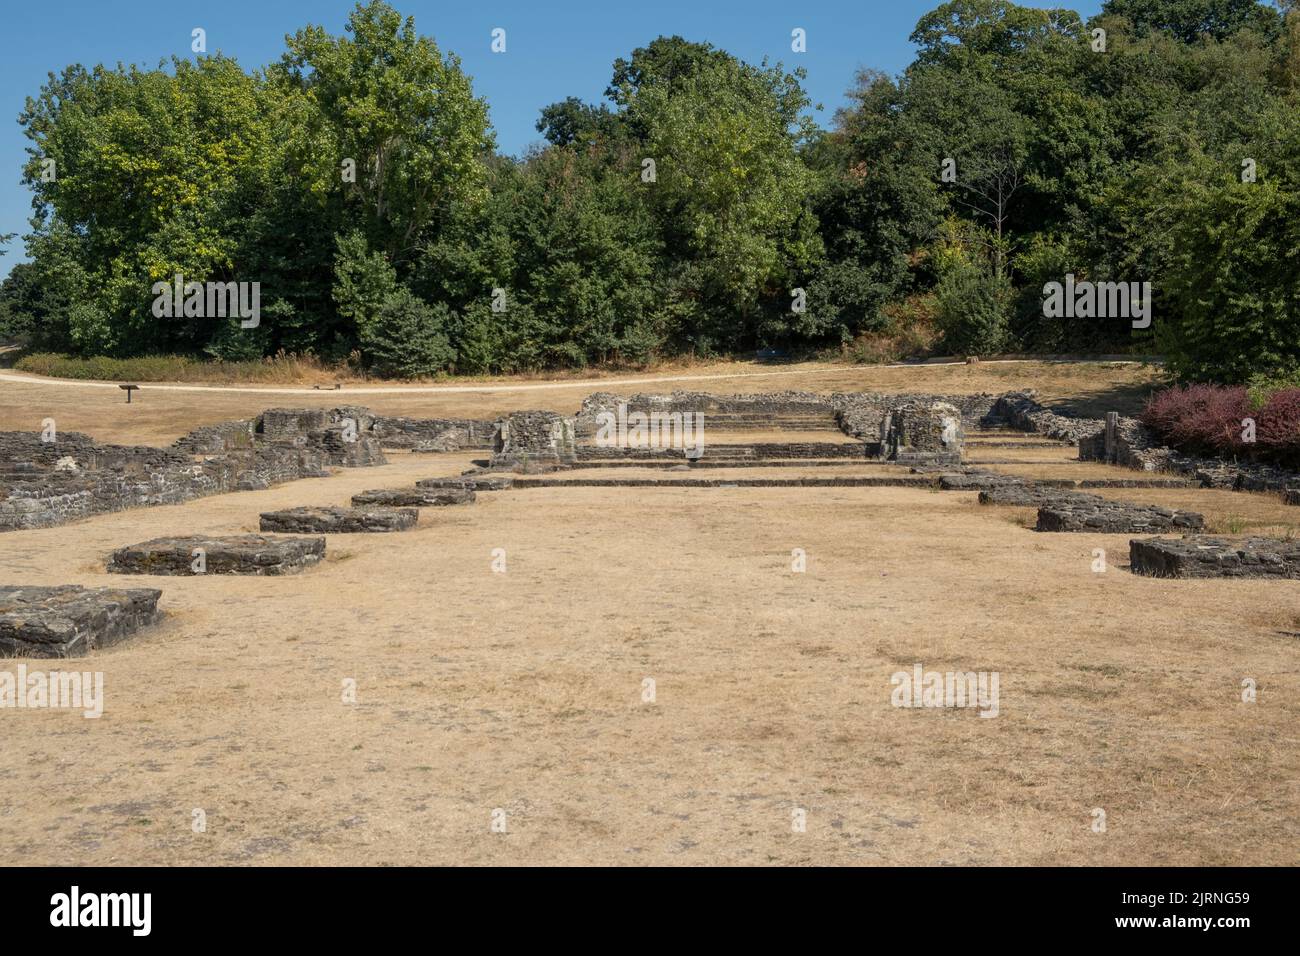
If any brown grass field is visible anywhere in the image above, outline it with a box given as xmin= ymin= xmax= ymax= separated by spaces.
xmin=3 ymin=359 xmax=1299 ymax=866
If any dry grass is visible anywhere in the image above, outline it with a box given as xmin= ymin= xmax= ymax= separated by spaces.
xmin=0 ymin=358 xmax=1164 ymax=446
xmin=3 ymin=359 xmax=1296 ymax=867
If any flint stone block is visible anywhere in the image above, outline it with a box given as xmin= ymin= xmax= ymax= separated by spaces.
xmin=417 ymin=475 xmax=514 ymax=491
xmin=491 ymin=411 xmax=577 ymax=466
xmin=108 ymin=534 xmax=325 ymax=575
xmin=1130 ymin=536 xmax=1300 ymax=579
xmin=351 ymin=487 xmax=475 ymax=507
xmin=0 ymin=584 xmax=163 ymax=658
xmin=1036 ymin=497 xmax=1203 ymax=533
xmin=259 ymin=505 xmax=417 ymax=533
xmin=882 ymin=401 xmax=964 ymax=464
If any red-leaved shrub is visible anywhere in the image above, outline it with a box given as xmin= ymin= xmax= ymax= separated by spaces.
xmin=1142 ymin=385 xmax=1300 ymax=467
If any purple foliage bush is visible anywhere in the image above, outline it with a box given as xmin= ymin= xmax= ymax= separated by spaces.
xmin=1142 ymin=385 xmax=1300 ymax=466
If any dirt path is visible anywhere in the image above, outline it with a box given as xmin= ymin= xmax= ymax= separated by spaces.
xmin=0 ymin=357 xmax=1147 ymax=396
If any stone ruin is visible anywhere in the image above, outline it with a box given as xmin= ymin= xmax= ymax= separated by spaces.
xmin=881 ymin=401 xmax=964 ymax=465
xmin=6 ymin=385 xmax=1300 ymax=657
xmin=1035 ymin=495 xmax=1204 ymax=533
xmin=490 ymin=410 xmax=577 ymax=470
xmin=1 ymin=406 xmax=388 ymax=532
xmin=1130 ymin=536 xmax=1300 ymax=579
xmin=371 ymin=415 xmax=496 ymax=452
xmin=352 ymin=486 xmax=476 ymax=507
xmin=1079 ymin=409 xmax=1300 ymax=495
xmin=0 ymin=584 xmax=162 ymax=658
xmin=107 ymin=534 xmax=326 ymax=576
xmin=417 ymin=475 xmax=514 ymax=492
xmin=259 ymin=505 xmax=418 ymax=534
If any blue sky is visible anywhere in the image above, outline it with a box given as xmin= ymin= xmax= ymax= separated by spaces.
xmin=0 ymin=0 xmax=1104 ymax=279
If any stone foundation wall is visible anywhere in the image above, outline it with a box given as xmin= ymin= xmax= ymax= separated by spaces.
xmin=491 ymin=411 xmax=577 ymax=467
xmin=881 ymin=402 xmax=964 ymax=464
xmin=1079 ymin=412 xmax=1300 ymax=492
xmin=372 ymin=416 xmax=496 ymax=450
xmin=990 ymin=392 xmax=1103 ymax=442
xmin=1130 ymin=536 xmax=1300 ymax=579
xmin=1 ymin=405 xmax=387 ymax=532
xmin=1036 ymin=495 xmax=1203 ymax=533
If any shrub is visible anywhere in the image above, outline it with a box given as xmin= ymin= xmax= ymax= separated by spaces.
xmin=1141 ymin=384 xmax=1300 ymax=467
xmin=934 ymin=264 xmax=1011 ymax=356
xmin=359 ymin=288 xmax=456 ymax=379
xmin=845 ymin=294 xmax=939 ymax=364
xmin=1246 ymin=366 xmax=1300 ymax=409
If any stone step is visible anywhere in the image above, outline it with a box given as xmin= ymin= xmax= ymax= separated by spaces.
xmin=965 ymin=439 xmax=1073 ymax=448
xmin=259 ymin=506 xmax=418 ymax=533
xmin=108 ymin=534 xmax=325 ymax=575
xmin=511 ymin=476 xmax=937 ymax=489
xmin=416 ymin=475 xmax=515 ymax=491
xmin=352 ymin=487 xmax=475 ymax=507
xmin=1036 ymin=498 xmax=1204 ymax=533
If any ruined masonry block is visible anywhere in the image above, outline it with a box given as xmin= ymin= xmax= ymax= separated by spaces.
xmin=0 ymin=584 xmax=163 ymax=658
xmin=882 ymin=401 xmax=964 ymax=464
xmin=259 ymin=408 xmax=330 ymax=441
xmin=351 ymin=487 xmax=475 ymax=507
xmin=259 ymin=505 xmax=417 ymax=533
xmin=108 ymin=535 xmax=325 ymax=575
xmin=491 ymin=411 xmax=577 ymax=467
xmin=417 ymin=475 xmax=515 ymax=491
xmin=1130 ymin=536 xmax=1300 ymax=579
xmin=1036 ymin=497 xmax=1203 ymax=533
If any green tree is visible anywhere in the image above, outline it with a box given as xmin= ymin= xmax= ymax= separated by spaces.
xmin=279 ymin=0 xmax=493 ymax=260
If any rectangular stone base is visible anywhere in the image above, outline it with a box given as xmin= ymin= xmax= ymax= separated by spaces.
xmin=108 ymin=535 xmax=325 ymax=575
xmin=1130 ymin=536 xmax=1300 ymax=579
xmin=0 ymin=584 xmax=162 ymax=657
xmin=417 ymin=475 xmax=514 ymax=491
xmin=1036 ymin=497 xmax=1203 ymax=533
xmin=351 ymin=487 xmax=475 ymax=507
xmin=259 ymin=506 xmax=417 ymax=533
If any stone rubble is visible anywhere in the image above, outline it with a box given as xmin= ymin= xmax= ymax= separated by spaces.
xmin=107 ymin=534 xmax=326 ymax=575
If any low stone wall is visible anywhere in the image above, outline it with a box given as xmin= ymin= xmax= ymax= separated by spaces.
xmin=834 ymin=392 xmax=999 ymax=441
xmin=259 ymin=505 xmax=418 ymax=533
xmin=576 ymin=389 xmax=1001 ymax=442
xmin=352 ymin=487 xmax=475 ymax=507
xmin=491 ymin=411 xmax=577 ymax=468
xmin=417 ymin=475 xmax=515 ymax=491
xmin=0 ymin=584 xmax=162 ymax=658
xmin=990 ymin=392 xmax=1103 ymax=442
xmin=1130 ymin=536 xmax=1300 ymax=579
xmin=1 ymin=406 xmax=390 ymax=531
xmin=107 ymin=534 xmax=325 ymax=575
xmin=373 ymin=416 xmax=496 ymax=450
xmin=1036 ymin=496 xmax=1204 ymax=533
xmin=1079 ymin=412 xmax=1300 ymax=492
xmin=881 ymin=402 xmax=963 ymax=465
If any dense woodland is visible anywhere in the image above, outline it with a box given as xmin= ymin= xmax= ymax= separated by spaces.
xmin=2 ymin=0 xmax=1299 ymax=384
